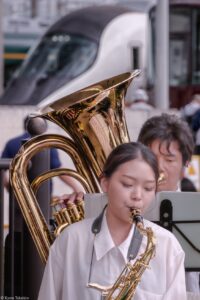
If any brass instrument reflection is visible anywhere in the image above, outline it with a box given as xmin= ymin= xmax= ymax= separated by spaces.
xmin=10 ymin=71 xmax=140 ymax=263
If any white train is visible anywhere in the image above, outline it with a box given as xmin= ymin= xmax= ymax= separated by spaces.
xmin=2 ymin=1 xmax=200 ymax=108
xmin=0 ymin=5 xmax=149 ymax=106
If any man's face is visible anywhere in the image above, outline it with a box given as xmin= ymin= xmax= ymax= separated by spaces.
xmin=149 ymin=139 xmax=184 ymax=192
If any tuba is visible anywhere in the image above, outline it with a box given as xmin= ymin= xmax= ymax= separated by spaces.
xmin=10 ymin=71 xmax=140 ymax=263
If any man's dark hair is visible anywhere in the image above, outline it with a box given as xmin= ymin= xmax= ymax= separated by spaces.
xmin=138 ymin=113 xmax=194 ymax=165
xmin=181 ymin=177 xmax=197 ymax=192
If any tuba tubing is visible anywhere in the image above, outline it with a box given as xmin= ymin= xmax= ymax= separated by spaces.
xmin=31 ymin=168 xmax=91 ymax=194
xmin=10 ymin=134 xmax=97 ymax=263
xmin=10 ymin=71 xmax=141 ymax=263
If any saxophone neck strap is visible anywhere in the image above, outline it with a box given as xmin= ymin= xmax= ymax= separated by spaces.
xmin=128 ymin=224 xmax=143 ymax=261
xmin=91 ymin=204 xmax=107 ymax=234
xmin=91 ymin=206 xmax=143 ymax=260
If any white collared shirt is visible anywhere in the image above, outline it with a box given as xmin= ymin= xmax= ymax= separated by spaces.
xmin=38 ymin=214 xmax=187 ymax=300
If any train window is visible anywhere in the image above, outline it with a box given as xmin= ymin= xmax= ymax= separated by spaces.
xmin=132 ymin=47 xmax=140 ymax=69
xmin=18 ymin=34 xmax=97 ymax=80
xmin=192 ymin=9 xmax=200 ymax=84
xmin=169 ymin=37 xmax=189 ymax=86
xmin=169 ymin=9 xmax=191 ymax=86
xmin=170 ymin=10 xmax=190 ymax=33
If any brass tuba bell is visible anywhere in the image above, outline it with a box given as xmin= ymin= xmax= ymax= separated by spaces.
xmin=10 ymin=71 xmax=140 ymax=263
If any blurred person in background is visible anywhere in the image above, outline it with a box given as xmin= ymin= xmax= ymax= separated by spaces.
xmin=125 ymin=88 xmax=153 ymax=111
xmin=1 ymin=115 xmax=83 ymax=193
xmin=181 ymin=94 xmax=200 ymax=128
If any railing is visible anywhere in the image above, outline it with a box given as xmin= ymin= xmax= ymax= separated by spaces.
xmin=0 ymin=151 xmax=50 ymax=299
xmin=0 ymin=159 xmax=12 ymax=297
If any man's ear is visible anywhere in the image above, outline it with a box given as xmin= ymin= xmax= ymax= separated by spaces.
xmin=181 ymin=161 xmax=190 ymax=178
xmin=180 ymin=167 xmax=185 ymax=179
xmin=185 ymin=161 xmax=189 ymax=167
xmin=100 ymin=176 xmax=109 ymax=193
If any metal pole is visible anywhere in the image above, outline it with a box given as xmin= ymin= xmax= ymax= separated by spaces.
xmin=31 ymin=0 xmax=37 ymax=18
xmin=0 ymin=0 xmax=4 ymax=95
xmin=155 ymin=0 xmax=169 ymax=109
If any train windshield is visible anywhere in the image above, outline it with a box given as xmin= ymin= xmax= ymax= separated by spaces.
xmin=18 ymin=33 xmax=97 ymax=80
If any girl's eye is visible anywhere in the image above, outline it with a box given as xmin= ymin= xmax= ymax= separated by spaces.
xmin=144 ymin=187 xmax=155 ymax=192
xmin=122 ymin=182 xmax=132 ymax=188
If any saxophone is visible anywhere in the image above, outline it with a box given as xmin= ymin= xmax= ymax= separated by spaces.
xmin=88 ymin=209 xmax=156 ymax=300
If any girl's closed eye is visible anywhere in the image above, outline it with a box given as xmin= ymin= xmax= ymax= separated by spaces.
xmin=121 ymin=181 xmax=133 ymax=188
xmin=144 ymin=186 xmax=155 ymax=192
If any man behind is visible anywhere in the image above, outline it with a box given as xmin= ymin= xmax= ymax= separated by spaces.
xmin=138 ymin=113 xmax=194 ymax=192
xmin=138 ymin=114 xmax=199 ymax=295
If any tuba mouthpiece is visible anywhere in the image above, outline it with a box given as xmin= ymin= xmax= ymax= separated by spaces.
xmin=158 ymin=173 xmax=165 ymax=185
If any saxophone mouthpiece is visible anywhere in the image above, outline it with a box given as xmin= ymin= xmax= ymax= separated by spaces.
xmin=130 ymin=208 xmax=143 ymax=228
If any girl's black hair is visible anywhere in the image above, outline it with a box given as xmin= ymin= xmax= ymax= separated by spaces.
xmin=103 ymin=142 xmax=159 ymax=182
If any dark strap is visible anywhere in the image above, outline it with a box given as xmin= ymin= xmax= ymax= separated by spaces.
xmin=127 ymin=225 xmax=143 ymax=261
xmin=91 ymin=206 xmax=143 ymax=260
xmin=91 ymin=205 xmax=107 ymax=234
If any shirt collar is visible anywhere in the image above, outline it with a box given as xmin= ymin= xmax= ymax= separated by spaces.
xmin=94 ymin=212 xmax=135 ymax=262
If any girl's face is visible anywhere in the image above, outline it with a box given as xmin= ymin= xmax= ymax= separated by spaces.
xmin=101 ymin=158 xmax=156 ymax=224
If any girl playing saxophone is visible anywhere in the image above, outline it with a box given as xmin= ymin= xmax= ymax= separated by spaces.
xmin=38 ymin=142 xmax=187 ymax=300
